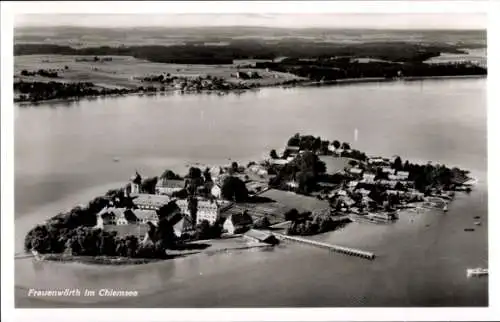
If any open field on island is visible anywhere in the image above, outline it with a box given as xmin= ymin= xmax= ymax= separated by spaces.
xmin=14 ymin=55 xmax=305 ymax=90
xmin=319 ymin=156 xmax=353 ymax=175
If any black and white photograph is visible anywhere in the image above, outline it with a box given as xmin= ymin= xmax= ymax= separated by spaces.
xmin=1 ymin=1 xmax=498 ymax=320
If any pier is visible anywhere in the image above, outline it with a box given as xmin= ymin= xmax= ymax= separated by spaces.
xmin=274 ymin=233 xmax=375 ymax=260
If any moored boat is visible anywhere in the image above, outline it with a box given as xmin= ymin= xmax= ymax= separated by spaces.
xmin=467 ymin=268 xmax=488 ymax=278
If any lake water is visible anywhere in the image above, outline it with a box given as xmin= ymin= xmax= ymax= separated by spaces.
xmin=14 ymin=78 xmax=487 ymax=307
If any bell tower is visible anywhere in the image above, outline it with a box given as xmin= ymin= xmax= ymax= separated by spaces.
xmin=130 ymin=170 xmax=142 ymax=194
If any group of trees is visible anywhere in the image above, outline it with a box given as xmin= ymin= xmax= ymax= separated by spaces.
xmin=14 ymin=81 xmax=136 ymax=103
xmin=284 ymin=208 xmax=340 ymax=236
xmin=255 ymin=58 xmax=486 ymax=82
xmin=15 ymin=40 xmax=474 ymax=65
xmin=20 ymin=69 xmax=59 ymax=78
xmin=269 ymin=151 xmax=327 ymax=194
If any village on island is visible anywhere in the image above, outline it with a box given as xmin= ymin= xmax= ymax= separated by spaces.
xmin=24 ymin=133 xmax=477 ymax=264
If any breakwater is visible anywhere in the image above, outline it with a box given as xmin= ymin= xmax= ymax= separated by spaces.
xmin=274 ymin=233 xmax=375 ymax=260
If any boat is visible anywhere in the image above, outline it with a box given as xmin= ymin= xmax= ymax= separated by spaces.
xmin=474 ymin=221 xmax=481 ymax=226
xmin=113 ymin=157 xmax=120 ymax=162
xmin=443 ymin=205 xmax=448 ymax=212
xmin=467 ymin=268 xmax=488 ymax=278
xmin=464 ymin=228 xmax=475 ymax=232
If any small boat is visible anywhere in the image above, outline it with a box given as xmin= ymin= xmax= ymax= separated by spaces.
xmin=474 ymin=221 xmax=481 ymax=226
xmin=443 ymin=205 xmax=448 ymax=212
xmin=464 ymin=228 xmax=475 ymax=232
xmin=467 ymin=268 xmax=488 ymax=278
xmin=113 ymin=157 xmax=120 ymax=162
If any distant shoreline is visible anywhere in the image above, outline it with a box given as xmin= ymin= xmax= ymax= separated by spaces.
xmin=14 ymin=74 xmax=486 ymax=107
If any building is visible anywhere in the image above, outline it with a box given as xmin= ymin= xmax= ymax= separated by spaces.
xmin=396 ymin=171 xmax=410 ymax=180
xmin=368 ymin=157 xmax=390 ymax=166
xmin=211 ymin=184 xmax=222 ymax=199
xmin=349 ymin=167 xmax=363 ymax=175
xmin=155 ymin=178 xmax=185 ymax=196
xmin=381 ymin=167 xmax=396 ymax=174
xmin=362 ymin=173 xmax=376 ymax=182
xmin=132 ymin=194 xmax=171 ymax=210
xmin=176 ymin=198 xmax=232 ymax=225
xmin=270 ymin=159 xmax=289 ymax=166
xmin=130 ymin=171 xmax=142 ymax=194
xmin=96 ymin=207 xmax=159 ymax=226
xmin=223 ymin=212 xmax=254 ymax=234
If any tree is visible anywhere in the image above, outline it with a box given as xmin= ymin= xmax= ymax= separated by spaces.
xmin=231 ymin=162 xmax=239 ymax=173
xmin=287 ymin=133 xmax=301 ymax=147
xmin=203 ymin=167 xmax=212 ymax=183
xmin=161 ymin=169 xmax=181 ymax=180
xmin=253 ymin=216 xmax=271 ymax=229
xmin=187 ymin=196 xmax=198 ymax=224
xmin=333 ymin=140 xmax=341 ymax=150
xmin=341 ymin=142 xmax=351 ymax=150
xmin=221 ymin=176 xmax=248 ymax=202
xmin=284 ymin=208 xmax=300 ymax=222
xmin=141 ymin=177 xmax=158 ymax=194
xmin=393 ymin=156 xmax=403 ymax=171
xmin=269 ymin=149 xmax=279 ymax=159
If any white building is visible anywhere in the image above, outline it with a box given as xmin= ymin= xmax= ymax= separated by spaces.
xmin=176 ymin=198 xmax=233 ymax=225
xmin=211 ymin=184 xmax=222 ymax=199
xmin=223 ymin=212 xmax=254 ymax=235
xmin=381 ymin=167 xmax=396 ymax=174
xmin=349 ymin=168 xmax=363 ymax=175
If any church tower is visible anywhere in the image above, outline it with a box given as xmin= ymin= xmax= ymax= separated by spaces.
xmin=130 ymin=171 xmax=142 ymax=194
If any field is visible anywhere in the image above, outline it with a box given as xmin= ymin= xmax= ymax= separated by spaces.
xmin=14 ymin=55 xmax=304 ymax=89
xmin=319 ymin=156 xmax=352 ymax=174
xmin=259 ymin=189 xmax=329 ymax=213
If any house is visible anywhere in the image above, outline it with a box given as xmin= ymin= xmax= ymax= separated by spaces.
xmin=132 ymin=194 xmax=171 ymax=210
xmin=270 ymin=159 xmax=289 ymax=166
xmin=248 ymin=164 xmax=268 ymax=176
xmin=368 ymin=157 xmax=389 ymax=166
xmin=223 ymin=212 xmax=254 ymax=234
xmin=357 ymin=188 xmax=372 ymax=196
xmin=348 ymin=180 xmax=359 ymax=190
xmin=362 ymin=173 xmax=376 ymax=182
xmin=173 ymin=216 xmax=194 ymax=238
xmin=396 ymin=171 xmax=410 ymax=180
xmin=211 ymin=183 xmax=222 ymax=199
xmin=349 ymin=167 xmax=363 ymax=175
xmin=286 ymin=180 xmax=299 ymax=190
xmin=155 ymin=178 xmax=185 ymax=196
xmin=381 ymin=167 xmax=396 ymax=174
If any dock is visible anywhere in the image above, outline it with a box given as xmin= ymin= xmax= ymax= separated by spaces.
xmin=274 ymin=233 xmax=375 ymax=260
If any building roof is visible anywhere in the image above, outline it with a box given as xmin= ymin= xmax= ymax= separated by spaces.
xmin=132 ymin=194 xmax=171 ymax=208
xmin=156 ymin=179 xmax=185 ymax=189
xmin=226 ymin=212 xmax=254 ymax=226
xmin=286 ymin=146 xmax=301 ymax=151
xmin=133 ymin=209 xmax=158 ymax=222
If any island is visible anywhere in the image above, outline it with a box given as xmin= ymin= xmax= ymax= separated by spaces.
xmin=23 ymin=133 xmax=476 ymax=264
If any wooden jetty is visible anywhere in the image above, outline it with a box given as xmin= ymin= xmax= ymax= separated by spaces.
xmin=274 ymin=233 xmax=375 ymax=260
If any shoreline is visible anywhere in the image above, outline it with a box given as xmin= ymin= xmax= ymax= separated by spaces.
xmin=14 ymin=74 xmax=486 ymax=107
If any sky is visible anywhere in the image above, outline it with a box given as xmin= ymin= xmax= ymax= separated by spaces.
xmin=15 ymin=13 xmax=487 ymax=29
